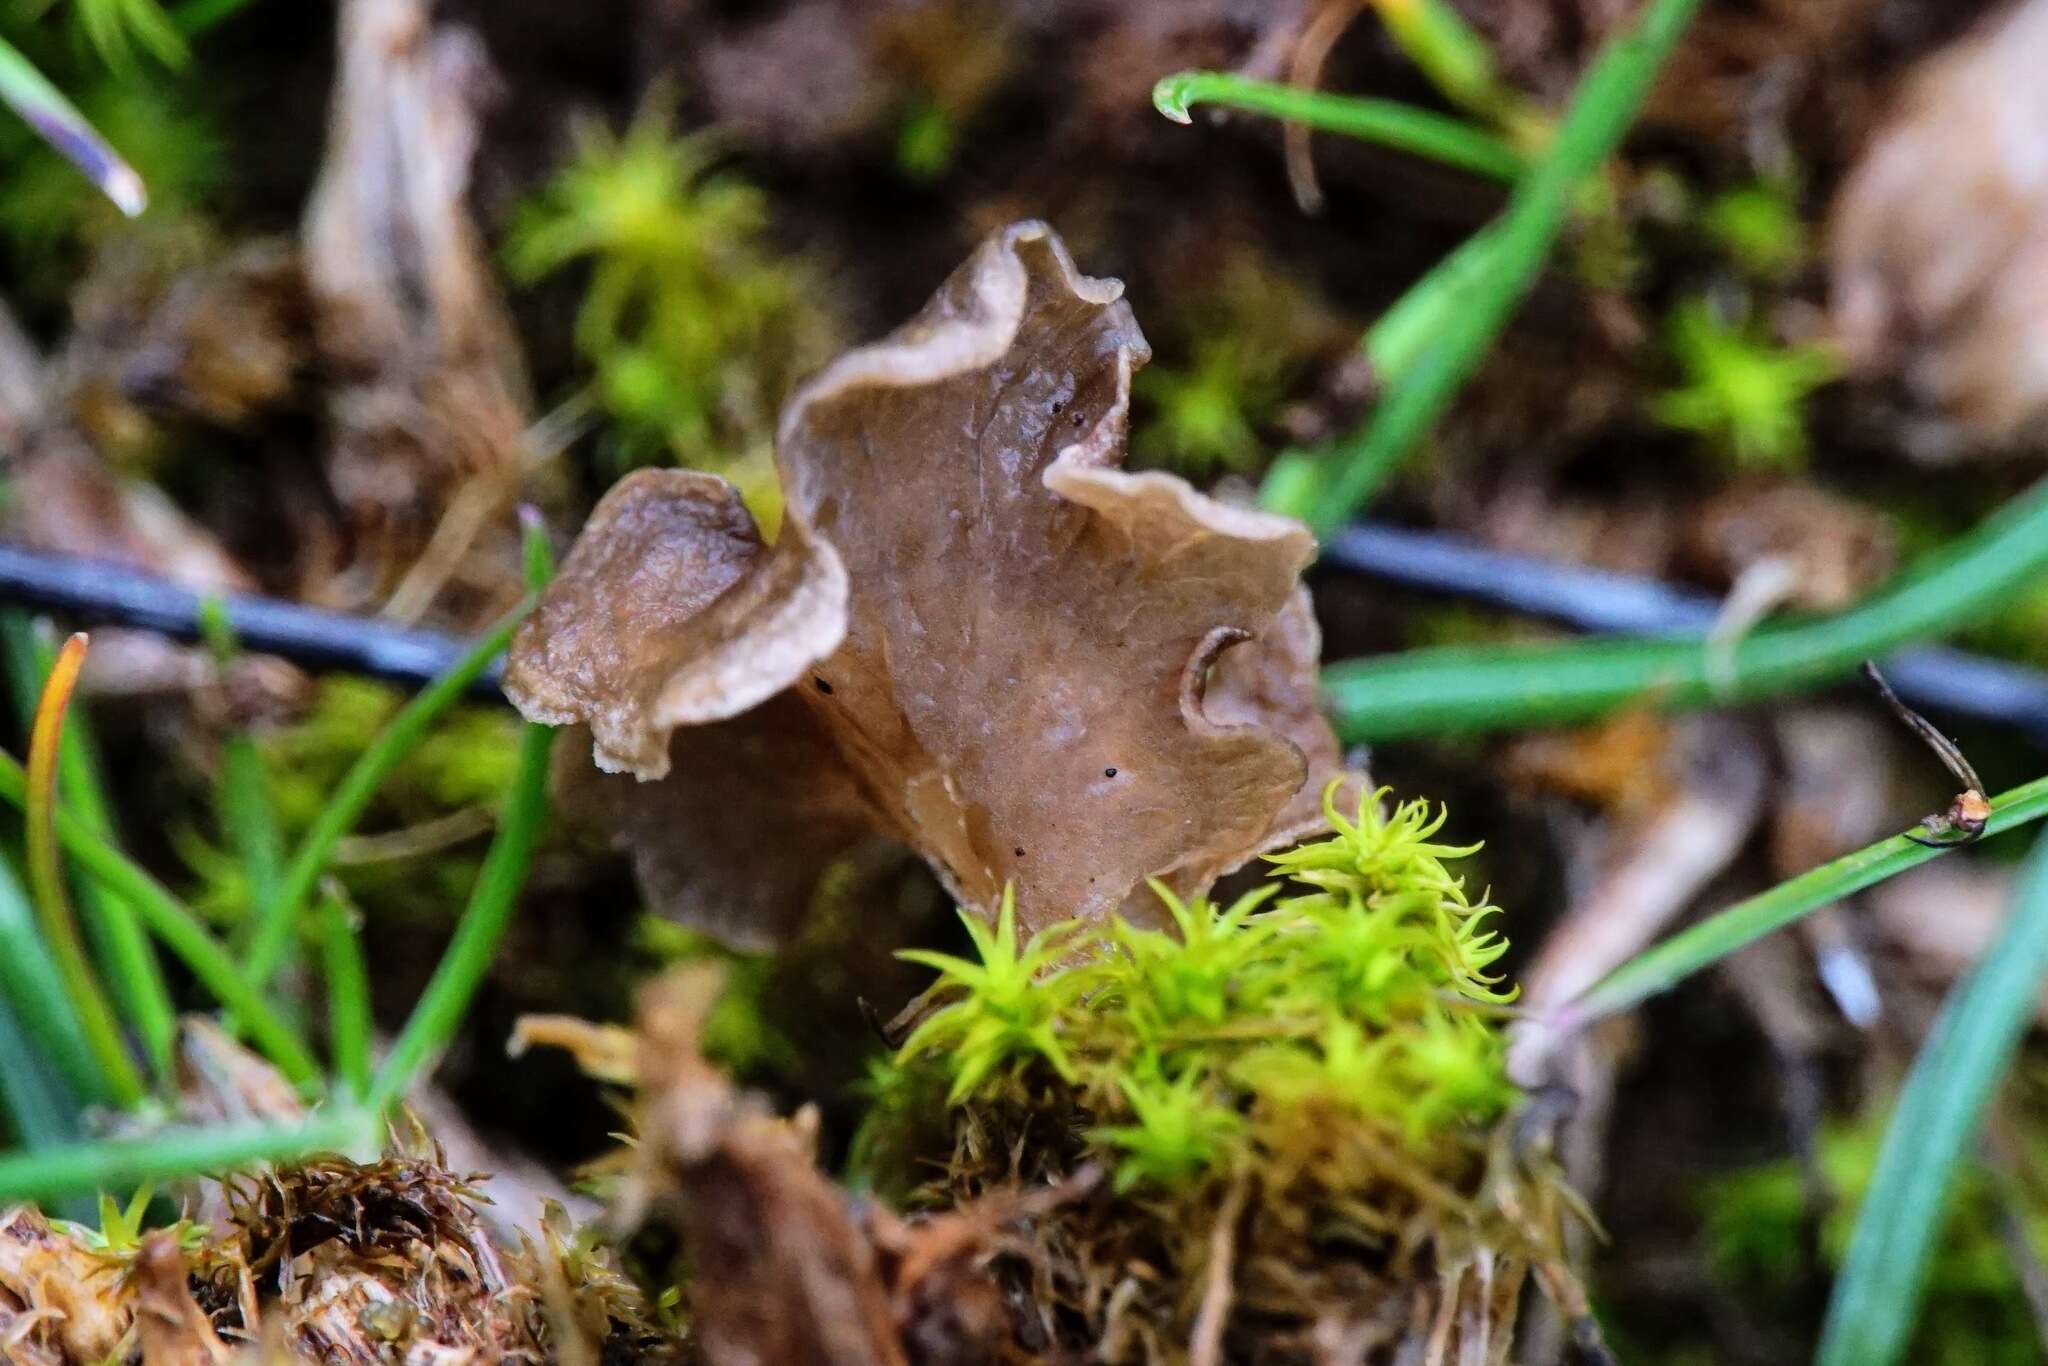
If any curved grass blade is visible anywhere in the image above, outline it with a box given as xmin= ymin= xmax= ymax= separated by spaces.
xmin=370 ymin=518 xmax=553 ymax=1109
xmin=1154 ymin=71 xmax=1523 ymax=182
xmin=1816 ymin=827 xmax=2048 ymax=1366
xmin=25 ymin=634 xmax=146 ymax=1106
xmin=1562 ymin=773 xmax=2048 ymax=1028
xmin=316 ymin=886 xmax=370 ymax=1099
xmin=2 ymin=611 xmax=175 ymax=1079
xmin=244 ymin=601 xmax=532 ymax=989
xmin=0 ymin=37 xmax=145 ymax=215
xmin=1325 ymin=473 xmax=2048 ymax=742
xmin=1296 ymin=0 xmax=1702 ymax=533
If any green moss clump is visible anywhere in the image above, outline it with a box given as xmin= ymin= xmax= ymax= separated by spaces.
xmin=1652 ymin=297 xmax=1838 ymax=472
xmin=504 ymin=93 xmax=836 ymax=504
xmin=856 ymin=788 xmax=1564 ymax=1358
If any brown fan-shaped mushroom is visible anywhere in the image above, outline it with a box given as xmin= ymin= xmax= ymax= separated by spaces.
xmin=508 ymin=220 xmax=1350 ymax=943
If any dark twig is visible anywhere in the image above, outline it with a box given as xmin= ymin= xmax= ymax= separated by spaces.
xmin=1321 ymin=522 xmax=2048 ymax=745
xmin=0 ymin=543 xmax=500 ymax=694
xmin=1862 ymin=659 xmax=1990 ymax=847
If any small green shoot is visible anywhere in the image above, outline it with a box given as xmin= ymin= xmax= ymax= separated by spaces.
xmin=1093 ymin=1066 xmax=1248 ymax=1193
xmin=1652 ymin=298 xmax=1837 ymax=470
xmin=897 ymin=887 xmax=1087 ymax=1104
xmin=1702 ymin=180 xmax=1807 ymax=281
xmin=0 ymin=1108 xmax=379 ymax=1203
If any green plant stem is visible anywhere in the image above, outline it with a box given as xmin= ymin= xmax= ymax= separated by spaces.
xmin=317 ymin=890 xmax=370 ymax=1099
xmin=1564 ymin=774 xmax=2048 ymax=1027
xmin=2 ymin=613 xmax=176 ymax=1079
xmin=26 ymin=636 xmax=147 ymax=1107
xmin=1324 ymin=474 xmax=2048 ymax=742
xmin=369 ymin=712 xmax=551 ymax=1111
xmin=1816 ymin=826 xmax=2048 ymax=1366
xmin=0 ymin=751 xmax=321 ymax=1089
xmin=1295 ymin=0 xmax=1702 ymax=533
xmin=0 ymin=1108 xmax=378 ymax=1202
xmin=218 ymin=736 xmax=282 ymax=946
xmin=0 ymin=844 xmax=103 ymax=1110
xmin=371 ymin=521 xmax=552 ymax=1111
xmin=244 ymin=604 xmax=530 ymax=990
xmin=1153 ymin=72 xmax=1523 ymax=182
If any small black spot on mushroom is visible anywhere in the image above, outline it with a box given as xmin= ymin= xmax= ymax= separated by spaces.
xmin=1104 ymin=767 xmax=1117 ymax=778
xmin=1051 ymin=400 xmax=1063 ymax=414
xmin=1014 ymin=847 xmax=1026 ymax=858
xmin=814 ymin=677 xmax=834 ymax=695
xmin=1072 ymin=412 xmax=1085 ymax=427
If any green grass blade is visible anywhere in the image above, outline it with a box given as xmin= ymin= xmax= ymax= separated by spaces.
xmin=0 ymin=990 xmax=79 ymax=1151
xmin=0 ymin=752 xmax=321 ymax=1090
xmin=244 ymin=603 xmax=531 ymax=990
xmin=316 ymin=888 xmax=370 ymax=1099
xmin=1325 ymin=474 xmax=2048 ymax=742
xmin=218 ymin=736 xmax=282 ymax=948
xmin=0 ymin=849 xmax=105 ymax=1106
xmin=1367 ymin=0 xmax=1523 ymax=125
xmin=0 ymin=36 xmax=145 ymax=215
xmin=1153 ymin=71 xmax=1523 ymax=182
xmin=1565 ymin=774 xmax=2048 ymax=1027
xmin=0 ymin=1107 xmax=378 ymax=1202
xmin=371 ymin=521 xmax=552 ymax=1111
xmin=1815 ymin=827 xmax=2048 ymax=1366
xmin=369 ymin=719 xmax=550 ymax=1109
xmin=1297 ymin=0 xmax=1701 ymax=533
xmin=2 ymin=613 xmax=176 ymax=1079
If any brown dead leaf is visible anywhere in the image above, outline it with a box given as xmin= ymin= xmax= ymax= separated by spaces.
xmin=630 ymin=967 xmax=906 ymax=1366
xmin=1831 ymin=0 xmax=2048 ymax=453
xmin=0 ymin=1207 xmax=131 ymax=1364
xmin=304 ymin=0 xmax=530 ymax=605
xmin=512 ymin=220 xmax=1338 ymax=942
xmin=134 ymin=1234 xmax=234 ymax=1366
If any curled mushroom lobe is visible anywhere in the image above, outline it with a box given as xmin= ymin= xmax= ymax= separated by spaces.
xmin=507 ymin=221 xmax=1349 ymax=944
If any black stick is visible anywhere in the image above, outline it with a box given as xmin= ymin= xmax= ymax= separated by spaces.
xmin=0 ymin=544 xmax=500 ymax=693
xmin=1320 ymin=522 xmax=2048 ymax=745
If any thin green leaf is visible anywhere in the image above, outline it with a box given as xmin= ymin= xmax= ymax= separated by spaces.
xmin=1293 ymin=0 xmax=1702 ymax=532
xmin=317 ymin=887 xmax=370 ymax=1100
xmin=0 ymin=36 xmax=145 ymax=215
xmin=368 ymin=518 xmax=553 ymax=1110
xmin=0 ymin=751 xmax=322 ymax=1090
xmin=0 ymin=841 xmax=106 ymax=1104
xmin=1153 ymin=71 xmax=1523 ymax=182
xmin=1816 ymin=827 xmax=2048 ymax=1366
xmin=1324 ymin=474 xmax=2048 ymax=742
xmin=0 ymin=1107 xmax=378 ymax=1202
xmin=0 ymin=908 xmax=87 ymax=1145
xmin=244 ymin=602 xmax=532 ymax=989
xmin=368 ymin=718 xmax=550 ymax=1110
xmin=1564 ymin=773 xmax=2048 ymax=1027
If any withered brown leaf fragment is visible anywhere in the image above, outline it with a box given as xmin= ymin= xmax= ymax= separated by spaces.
xmin=1830 ymin=0 xmax=2048 ymax=454
xmin=304 ymin=0 xmax=531 ymax=604
xmin=0 ymin=1207 xmax=131 ymax=1364
xmin=134 ymin=1234 xmax=235 ymax=1366
xmin=630 ymin=968 xmax=907 ymax=1366
xmin=513 ymin=221 xmax=1339 ymax=941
